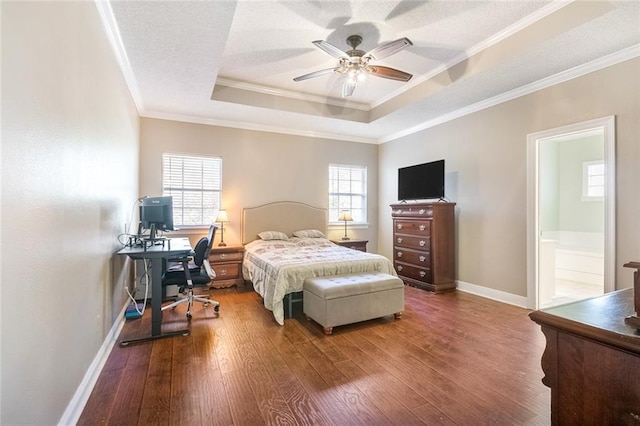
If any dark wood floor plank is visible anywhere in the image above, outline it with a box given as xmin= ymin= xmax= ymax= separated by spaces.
xmin=330 ymin=333 xmax=429 ymax=411
xmin=370 ymin=322 xmax=540 ymax=424
xmin=138 ymin=338 xmax=173 ymax=425
xmin=77 ymin=366 xmax=122 ymax=425
xmin=221 ymin=368 xmax=266 ymax=425
xmin=269 ymin=330 xmax=363 ymax=425
xmin=396 ymin=290 xmax=551 ymax=415
xmin=252 ymin=336 xmax=332 ymax=426
xmin=78 ymin=285 xmax=551 ymax=425
xmin=241 ymin=341 xmax=298 ymax=425
xmin=105 ymin=343 xmax=152 ymax=425
xmin=348 ymin=330 xmax=501 ymax=424
xmin=334 ymin=358 xmax=426 ymax=425
xmin=297 ymin=339 xmax=393 ymax=425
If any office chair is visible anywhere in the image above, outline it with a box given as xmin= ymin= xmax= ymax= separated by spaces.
xmin=161 ymin=225 xmax=220 ymax=320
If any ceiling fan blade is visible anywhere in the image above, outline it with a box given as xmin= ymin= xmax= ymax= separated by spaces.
xmin=368 ymin=66 xmax=413 ymax=82
xmin=293 ymin=67 xmax=338 ymax=82
xmin=364 ymin=37 xmax=413 ymax=61
xmin=342 ymin=79 xmax=357 ymax=97
xmin=312 ymin=40 xmax=349 ymax=59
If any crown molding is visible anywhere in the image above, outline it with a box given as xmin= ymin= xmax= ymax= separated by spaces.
xmin=215 ymin=77 xmax=371 ymax=111
xmin=372 ymin=0 xmax=574 ymax=108
xmin=94 ymin=0 xmax=144 ymax=112
xmin=380 ymin=44 xmax=640 ymax=144
xmin=140 ymin=111 xmax=378 ymax=144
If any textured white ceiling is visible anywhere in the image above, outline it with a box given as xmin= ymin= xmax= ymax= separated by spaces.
xmin=104 ymin=0 xmax=640 ymax=143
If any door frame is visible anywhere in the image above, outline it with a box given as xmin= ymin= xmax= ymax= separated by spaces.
xmin=526 ymin=116 xmax=616 ymax=309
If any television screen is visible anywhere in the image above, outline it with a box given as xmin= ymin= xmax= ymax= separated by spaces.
xmin=398 ymin=160 xmax=445 ymax=201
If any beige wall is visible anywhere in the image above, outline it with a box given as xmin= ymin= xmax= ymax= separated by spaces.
xmin=1 ymin=2 xmax=139 ymax=423
xmin=139 ymin=119 xmax=381 ymax=251
xmin=379 ymin=58 xmax=640 ymax=298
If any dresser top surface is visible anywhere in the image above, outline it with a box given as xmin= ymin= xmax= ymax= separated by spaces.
xmin=530 ymin=288 xmax=640 ymax=352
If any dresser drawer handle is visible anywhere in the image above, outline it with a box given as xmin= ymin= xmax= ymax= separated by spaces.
xmin=419 ymin=256 xmax=426 ymax=262
xmin=220 ymin=253 xmax=227 ymax=259
xmin=397 ymin=251 xmax=403 ymax=258
xmin=419 ymin=270 xmax=426 ymax=278
xmin=397 ymin=224 xmax=403 ymax=230
xmin=220 ymin=269 xmax=228 ymax=276
xmin=631 ymin=413 xmax=640 ymax=421
xmin=397 ymin=265 xmax=403 ymax=272
xmin=419 ymin=240 xmax=426 ymax=247
xmin=397 ymin=237 xmax=403 ymax=244
xmin=419 ymin=225 xmax=426 ymax=231
xmin=419 ymin=209 xmax=426 ymax=215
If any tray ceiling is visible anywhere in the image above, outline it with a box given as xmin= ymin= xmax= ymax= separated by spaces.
xmin=101 ymin=0 xmax=640 ymax=143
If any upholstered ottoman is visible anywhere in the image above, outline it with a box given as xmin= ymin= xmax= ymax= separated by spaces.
xmin=303 ymin=272 xmax=404 ymax=334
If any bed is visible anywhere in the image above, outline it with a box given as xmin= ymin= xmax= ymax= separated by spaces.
xmin=241 ymin=201 xmax=397 ymax=325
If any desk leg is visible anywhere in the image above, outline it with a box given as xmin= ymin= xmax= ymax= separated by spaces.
xmin=151 ymin=257 xmax=163 ymax=336
xmin=120 ymin=257 xmax=190 ymax=346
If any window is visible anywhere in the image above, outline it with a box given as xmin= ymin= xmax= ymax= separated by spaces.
xmin=162 ymin=153 xmax=222 ymax=227
xmin=328 ymin=164 xmax=367 ymax=223
xmin=582 ymin=160 xmax=604 ymax=200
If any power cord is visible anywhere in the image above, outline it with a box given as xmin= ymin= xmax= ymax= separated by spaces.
xmin=123 ymin=256 xmax=150 ymax=317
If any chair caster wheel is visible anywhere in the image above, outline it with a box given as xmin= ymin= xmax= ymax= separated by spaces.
xmin=214 ymin=305 xmax=220 ymax=313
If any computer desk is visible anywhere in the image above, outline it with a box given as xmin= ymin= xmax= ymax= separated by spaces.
xmin=117 ymin=237 xmax=193 ymax=346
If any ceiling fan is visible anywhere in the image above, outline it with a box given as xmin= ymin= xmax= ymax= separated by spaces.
xmin=293 ymin=34 xmax=413 ymax=97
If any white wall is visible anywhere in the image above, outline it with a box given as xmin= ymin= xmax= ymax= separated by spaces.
xmin=379 ymin=58 xmax=640 ymax=298
xmin=1 ymin=2 xmax=139 ymax=423
xmin=139 ymin=119 xmax=380 ymax=251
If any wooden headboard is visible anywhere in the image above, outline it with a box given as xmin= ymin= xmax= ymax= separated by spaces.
xmin=241 ymin=201 xmax=327 ymax=245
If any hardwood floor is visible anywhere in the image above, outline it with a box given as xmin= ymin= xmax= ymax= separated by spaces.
xmin=79 ymin=285 xmax=550 ymax=425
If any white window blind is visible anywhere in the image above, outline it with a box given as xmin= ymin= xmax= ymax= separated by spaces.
xmin=162 ymin=153 xmax=222 ymax=227
xmin=328 ymin=164 xmax=367 ymax=223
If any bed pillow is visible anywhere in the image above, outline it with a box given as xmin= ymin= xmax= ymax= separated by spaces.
xmin=292 ymin=229 xmax=325 ymax=238
xmin=258 ymin=231 xmax=289 ymax=241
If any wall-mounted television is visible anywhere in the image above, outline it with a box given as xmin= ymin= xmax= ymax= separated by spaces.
xmin=398 ymin=159 xmax=445 ymax=201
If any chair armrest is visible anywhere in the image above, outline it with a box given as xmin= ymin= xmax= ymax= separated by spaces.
xmin=203 ymin=259 xmax=217 ymax=279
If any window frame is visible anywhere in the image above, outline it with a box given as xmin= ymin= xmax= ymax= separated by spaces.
xmin=582 ymin=160 xmax=604 ymax=201
xmin=328 ymin=164 xmax=368 ymax=225
xmin=161 ymin=153 xmax=222 ymax=228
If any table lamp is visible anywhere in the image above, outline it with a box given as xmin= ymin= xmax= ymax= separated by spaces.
xmin=338 ymin=210 xmax=353 ymax=241
xmin=216 ymin=209 xmax=229 ymax=246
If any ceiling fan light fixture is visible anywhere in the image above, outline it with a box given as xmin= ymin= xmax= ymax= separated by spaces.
xmin=294 ymin=34 xmax=413 ymax=97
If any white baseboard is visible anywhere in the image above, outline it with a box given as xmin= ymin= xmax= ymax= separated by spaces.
xmin=456 ymin=280 xmax=529 ymax=309
xmin=58 ymin=303 xmax=128 ymax=425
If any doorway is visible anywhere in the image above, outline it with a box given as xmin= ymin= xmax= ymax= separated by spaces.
xmin=527 ymin=116 xmax=615 ymax=310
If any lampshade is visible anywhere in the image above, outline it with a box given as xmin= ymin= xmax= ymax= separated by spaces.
xmin=338 ymin=210 xmax=353 ymax=222
xmin=216 ymin=209 xmax=229 ymax=223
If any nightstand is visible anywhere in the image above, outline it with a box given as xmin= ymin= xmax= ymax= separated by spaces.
xmin=208 ymin=245 xmax=244 ymax=288
xmin=331 ymin=239 xmax=368 ymax=252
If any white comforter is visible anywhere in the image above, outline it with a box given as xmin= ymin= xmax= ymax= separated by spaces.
xmin=243 ymin=237 xmax=397 ymax=325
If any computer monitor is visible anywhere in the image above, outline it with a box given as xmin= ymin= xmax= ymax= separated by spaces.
xmin=139 ymin=196 xmax=174 ymax=240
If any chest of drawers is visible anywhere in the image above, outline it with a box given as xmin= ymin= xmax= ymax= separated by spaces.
xmin=391 ymin=202 xmax=456 ymax=293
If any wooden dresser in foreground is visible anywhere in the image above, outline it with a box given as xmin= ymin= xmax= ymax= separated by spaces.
xmin=529 ymin=288 xmax=640 ymax=424
xmin=208 ymin=245 xmax=244 ymax=288
xmin=390 ymin=202 xmax=456 ymax=293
